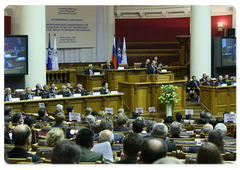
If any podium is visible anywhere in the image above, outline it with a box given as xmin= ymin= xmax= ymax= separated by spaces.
xmin=199 ymin=85 xmax=236 ymax=116
xmin=140 ymin=73 xmax=174 ymax=82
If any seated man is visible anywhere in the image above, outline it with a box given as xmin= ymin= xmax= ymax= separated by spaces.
xmin=224 ymin=74 xmax=230 ymax=81
xmin=196 ymin=123 xmax=213 ymax=138
xmin=169 ymin=121 xmax=182 ymax=138
xmin=113 ymin=133 xmax=142 ymax=164
xmin=132 ymin=119 xmax=144 ymax=133
xmin=97 ymin=129 xmax=114 ymax=152
xmin=24 ymin=115 xmax=39 ymax=142
xmin=57 ymin=85 xmax=68 ymax=96
xmin=215 ymin=75 xmax=225 ymax=86
xmin=7 ymin=124 xmax=40 ymax=162
xmin=42 ymin=84 xmax=49 ymax=93
xmin=76 ymin=128 xmax=104 ymax=163
xmin=140 ymin=59 xmax=150 ymax=68
xmin=113 ymin=114 xmax=129 ymax=132
xmin=85 ymin=64 xmax=95 ymax=75
xmin=52 ymin=113 xmax=72 ymax=139
xmin=140 ymin=120 xmax=157 ymax=142
xmin=200 ymin=73 xmax=207 ymax=82
xmin=202 ymin=76 xmax=213 ymax=86
xmin=197 ymin=118 xmax=206 ymax=124
xmin=66 ymin=83 xmax=73 ymax=96
xmin=103 ymin=60 xmax=114 ymax=69
xmin=164 ymin=116 xmax=174 ymax=123
xmin=195 ymin=111 xmax=206 ymax=123
xmin=25 ymin=87 xmax=35 ymax=100
xmin=4 ymin=87 xmax=16 ymax=101
xmin=82 ymin=115 xmax=95 ymax=125
xmin=51 ymin=140 xmax=82 ymax=164
xmin=4 ymin=106 xmax=13 ymax=122
xmin=39 ymin=85 xmax=50 ymax=98
xmin=175 ymin=112 xmax=183 ymax=123
xmin=147 ymin=60 xmax=157 ymax=74
xmin=209 ymin=117 xmax=218 ymax=128
xmin=151 ymin=123 xmax=178 ymax=157
xmin=36 ymin=108 xmax=53 ymax=122
xmin=33 ymin=83 xmax=43 ymax=96
xmin=101 ymin=82 xmax=110 ymax=94
xmin=93 ymin=119 xmax=102 ymax=141
xmin=215 ymin=123 xmax=235 ymax=140
xmin=12 ymin=112 xmax=23 ymax=124
xmin=138 ymin=138 xmax=167 ymax=164
xmin=85 ymin=107 xmax=92 ymax=116
xmin=100 ymin=118 xmax=123 ymax=144
xmin=205 ymin=112 xmax=212 ymax=123
xmin=153 ymin=156 xmax=182 ymax=164
xmin=130 ymin=111 xmax=139 ymax=119
xmin=65 ymin=105 xmax=74 ymax=115
xmin=75 ymin=83 xmax=83 ymax=94
xmin=54 ymin=104 xmax=63 ymax=114
xmin=49 ymin=83 xmax=57 ymax=98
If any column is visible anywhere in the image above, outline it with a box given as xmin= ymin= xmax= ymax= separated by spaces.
xmin=190 ymin=5 xmax=211 ymax=79
xmin=19 ymin=5 xmax=46 ymax=89
xmin=108 ymin=5 xmax=115 ymax=61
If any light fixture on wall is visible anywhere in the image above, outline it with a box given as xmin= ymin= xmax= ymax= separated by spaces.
xmin=218 ymin=22 xmax=223 ymax=32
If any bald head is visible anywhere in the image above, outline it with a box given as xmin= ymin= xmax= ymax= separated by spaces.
xmin=96 ymin=119 xmax=101 ymax=124
xmin=12 ymin=124 xmax=31 ymax=146
xmin=203 ymin=123 xmax=213 ymax=134
xmin=153 ymin=156 xmax=182 ymax=164
xmin=98 ymin=129 xmax=114 ymax=146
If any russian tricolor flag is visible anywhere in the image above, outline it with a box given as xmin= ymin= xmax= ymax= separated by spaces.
xmin=112 ymin=36 xmax=117 ymax=69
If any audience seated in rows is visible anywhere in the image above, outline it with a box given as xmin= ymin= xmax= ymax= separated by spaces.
xmin=51 ymin=140 xmax=82 ymax=164
xmin=113 ymin=114 xmax=129 ymax=132
xmin=7 ymin=124 xmax=41 ymax=162
xmin=52 ymin=113 xmax=72 ymax=139
xmin=195 ymin=111 xmax=206 ymax=123
xmin=45 ymin=128 xmax=64 ymax=147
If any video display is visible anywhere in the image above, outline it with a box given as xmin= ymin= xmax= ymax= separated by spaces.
xmin=222 ymin=37 xmax=236 ymax=67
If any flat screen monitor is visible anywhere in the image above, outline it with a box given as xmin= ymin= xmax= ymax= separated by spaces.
xmin=40 ymin=92 xmax=50 ymax=99
xmin=81 ymin=90 xmax=89 ymax=96
xmin=62 ymin=91 xmax=70 ymax=97
xmin=20 ymin=94 xmax=29 ymax=100
xmin=4 ymin=35 xmax=28 ymax=76
xmin=100 ymin=89 xmax=107 ymax=94
xmin=221 ymin=37 xmax=236 ymax=67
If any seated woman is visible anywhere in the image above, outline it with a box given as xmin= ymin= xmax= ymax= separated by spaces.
xmin=45 ymin=128 xmax=65 ymax=147
xmin=190 ymin=75 xmax=200 ymax=101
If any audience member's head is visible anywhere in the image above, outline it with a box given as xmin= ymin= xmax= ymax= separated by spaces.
xmin=218 ymin=75 xmax=223 ymax=82
xmin=131 ymin=111 xmax=139 ymax=119
xmin=35 ymin=83 xmax=42 ymax=90
xmin=164 ymin=116 xmax=174 ymax=123
xmin=214 ymin=123 xmax=227 ymax=135
xmin=38 ymin=108 xmax=46 ymax=118
xmin=46 ymin=128 xmax=65 ymax=147
xmin=206 ymin=112 xmax=212 ymax=119
xmin=12 ymin=124 xmax=31 ymax=147
xmin=197 ymin=142 xmax=223 ymax=164
xmin=98 ymin=110 xmax=106 ymax=117
xmin=5 ymin=106 xmax=13 ymax=116
xmin=209 ymin=117 xmax=218 ymax=128
xmin=86 ymin=115 xmax=95 ymax=124
xmin=202 ymin=124 xmax=213 ymax=134
xmin=208 ymin=129 xmax=224 ymax=148
xmin=132 ymin=119 xmax=144 ymax=133
xmin=92 ymin=119 xmax=101 ymax=133
xmin=55 ymin=113 xmax=65 ymax=124
xmin=146 ymin=120 xmax=157 ymax=133
xmin=117 ymin=114 xmax=128 ymax=126
xmin=169 ymin=121 xmax=182 ymax=137
xmin=76 ymin=128 xmax=95 ymax=149
xmin=175 ymin=112 xmax=182 ymax=122
xmin=66 ymin=105 xmax=74 ymax=114
xmin=98 ymin=130 xmax=114 ymax=146
xmin=91 ymin=111 xmax=98 ymax=117
xmin=200 ymin=111 xmax=206 ymax=119
xmin=24 ymin=115 xmax=36 ymax=128
xmin=117 ymin=108 xmax=124 ymax=115
xmin=123 ymin=133 xmax=142 ymax=159
xmin=85 ymin=108 xmax=92 ymax=116
xmin=61 ymin=85 xmax=67 ymax=91
xmin=197 ymin=118 xmax=206 ymax=124
xmin=56 ymin=104 xmax=63 ymax=113
xmin=153 ymin=156 xmax=182 ymax=164
xmin=217 ymin=118 xmax=224 ymax=123
xmin=139 ymin=138 xmax=167 ymax=164
xmin=12 ymin=112 xmax=23 ymax=124
xmin=136 ymin=117 xmax=145 ymax=125
xmin=100 ymin=117 xmax=113 ymax=131
xmin=152 ymin=123 xmax=168 ymax=140
xmin=51 ymin=140 xmax=82 ymax=164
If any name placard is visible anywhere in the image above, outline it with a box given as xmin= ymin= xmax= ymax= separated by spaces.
xmin=69 ymin=112 xmax=81 ymax=122
xmin=148 ymin=107 xmax=156 ymax=112
xmin=136 ymin=108 xmax=144 ymax=114
xmin=33 ymin=96 xmax=42 ymax=100
xmin=221 ymin=84 xmax=227 ymax=86
xmin=92 ymin=92 xmax=101 ymax=95
xmin=224 ymin=114 xmax=236 ymax=123
xmin=94 ymin=72 xmax=101 ymax=75
xmin=110 ymin=91 xmax=118 ymax=94
xmin=105 ymin=107 xmax=113 ymax=114
xmin=55 ymin=95 xmax=63 ymax=98
xmin=118 ymin=67 xmax=124 ymax=70
xmin=11 ymin=98 xmax=20 ymax=101
xmin=39 ymin=102 xmax=45 ymax=108
xmin=185 ymin=109 xmax=193 ymax=115
xmin=73 ymin=94 xmax=81 ymax=97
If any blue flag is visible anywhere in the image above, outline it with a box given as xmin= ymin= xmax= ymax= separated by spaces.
xmin=47 ymin=35 xmax=52 ymax=70
xmin=117 ymin=37 xmax=121 ymax=67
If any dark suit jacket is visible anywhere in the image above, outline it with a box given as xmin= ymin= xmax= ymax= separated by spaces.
xmin=190 ymin=80 xmax=200 ymax=89
xmin=103 ymin=64 xmax=114 ymax=69
xmin=113 ymin=125 xmax=129 ymax=132
xmin=202 ymin=81 xmax=213 ymax=86
xmin=85 ymin=68 xmax=95 ymax=75
xmin=49 ymin=88 xmax=57 ymax=97
xmin=36 ymin=117 xmax=51 ymax=122
xmin=34 ymin=89 xmax=43 ymax=96
xmin=7 ymin=148 xmax=41 ymax=162
xmin=113 ymin=157 xmax=137 ymax=164
xmin=4 ymin=115 xmax=12 ymax=122
xmin=80 ymin=145 xmax=103 ymax=163
xmin=75 ymin=89 xmax=82 ymax=94
xmin=223 ymin=134 xmax=236 ymax=140
xmin=4 ymin=94 xmax=16 ymax=101
xmin=140 ymin=62 xmax=150 ymax=68
xmin=200 ymin=78 xmax=206 ymax=82
xmin=166 ymin=141 xmax=178 ymax=158
xmin=52 ymin=124 xmax=73 ymax=139
xmin=170 ymin=135 xmax=182 ymax=138
xmin=147 ymin=65 xmax=157 ymax=74
xmin=114 ymin=133 xmax=123 ymax=144
xmin=215 ymin=80 xmax=226 ymax=86
xmin=139 ymin=133 xmax=152 ymax=142
xmin=67 ymin=88 xmax=73 ymax=95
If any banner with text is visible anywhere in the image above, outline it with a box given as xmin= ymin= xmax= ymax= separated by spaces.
xmin=46 ymin=6 xmax=96 ymax=48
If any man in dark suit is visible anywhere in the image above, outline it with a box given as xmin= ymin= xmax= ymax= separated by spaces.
xmin=140 ymin=59 xmax=150 ymax=68
xmin=85 ymin=64 xmax=95 ymax=75
xmin=223 ymin=74 xmax=230 ymax=81
xmin=113 ymin=133 xmax=142 ymax=164
xmin=190 ymin=75 xmax=200 ymax=96
xmin=49 ymin=83 xmax=57 ymax=98
xmin=215 ymin=75 xmax=226 ymax=86
xmin=25 ymin=87 xmax=35 ymax=100
xmin=75 ymin=83 xmax=83 ymax=94
xmin=151 ymin=123 xmax=178 ymax=158
xmin=34 ymin=83 xmax=43 ymax=96
xmin=199 ymin=73 xmax=207 ymax=82
xmin=202 ymin=76 xmax=213 ymax=86
xmin=103 ymin=60 xmax=114 ymax=69
xmin=7 ymin=124 xmax=41 ymax=162
xmin=76 ymin=128 xmax=104 ymax=163
xmin=139 ymin=120 xmax=157 ymax=142
xmin=52 ymin=113 xmax=72 ymax=139
xmin=4 ymin=87 xmax=16 ymax=101
xmin=153 ymin=56 xmax=160 ymax=66
xmin=113 ymin=115 xmax=129 ymax=132
xmin=66 ymin=83 xmax=73 ymax=96
xmin=24 ymin=115 xmax=39 ymax=142
xmin=57 ymin=85 xmax=69 ymax=97
xmin=147 ymin=60 xmax=158 ymax=74
xmin=36 ymin=108 xmax=53 ymax=122
xmin=101 ymin=82 xmax=110 ymax=94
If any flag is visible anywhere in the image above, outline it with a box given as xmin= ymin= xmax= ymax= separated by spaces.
xmin=122 ymin=36 xmax=127 ymax=64
xmin=112 ymin=36 xmax=117 ymax=69
xmin=47 ymin=34 xmax=52 ymax=70
xmin=52 ymin=34 xmax=59 ymax=70
xmin=117 ymin=37 xmax=121 ymax=67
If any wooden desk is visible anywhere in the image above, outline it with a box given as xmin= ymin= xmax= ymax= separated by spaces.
xmin=4 ymin=93 xmax=124 ymax=115
xmin=118 ymin=80 xmax=186 ymax=118
xmin=199 ymin=85 xmax=236 ymax=116
xmin=76 ymin=74 xmax=107 ymax=91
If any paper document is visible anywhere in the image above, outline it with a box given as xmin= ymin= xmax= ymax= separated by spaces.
xmin=92 ymin=141 xmax=113 ymax=162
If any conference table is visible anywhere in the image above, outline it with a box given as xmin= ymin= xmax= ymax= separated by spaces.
xmin=4 ymin=93 xmax=124 ymax=115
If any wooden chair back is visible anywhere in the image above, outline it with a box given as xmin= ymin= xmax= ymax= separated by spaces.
xmin=8 ymin=157 xmax=32 ymax=164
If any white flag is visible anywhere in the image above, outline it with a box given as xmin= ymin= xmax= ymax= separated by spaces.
xmin=121 ymin=36 xmax=127 ymax=64
xmin=52 ymin=34 xmax=59 ymax=70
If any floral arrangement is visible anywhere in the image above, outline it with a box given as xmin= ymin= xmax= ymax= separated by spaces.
xmin=158 ymin=84 xmax=180 ymax=104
